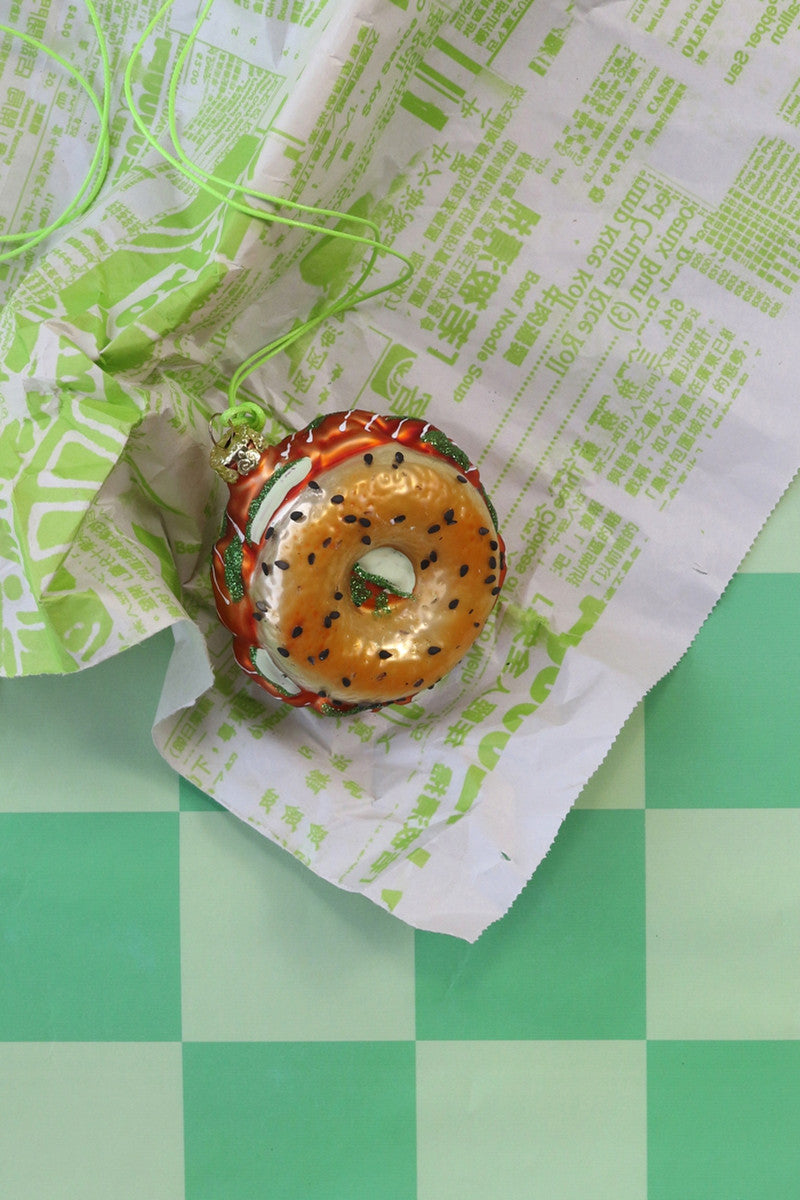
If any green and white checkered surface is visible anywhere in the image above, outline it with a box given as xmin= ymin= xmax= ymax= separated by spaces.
xmin=2 ymin=475 xmax=799 ymax=1199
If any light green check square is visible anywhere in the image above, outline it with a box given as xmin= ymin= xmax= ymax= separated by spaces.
xmin=180 ymin=812 xmax=415 ymax=1040
xmin=416 ymin=1041 xmax=646 ymax=1200
xmin=575 ymin=702 xmax=644 ymax=809
xmin=0 ymin=630 xmax=178 ymax=812
xmin=738 ymin=472 xmax=800 ymax=572
xmin=646 ymin=809 xmax=800 ymax=1038
xmin=0 ymin=1043 xmax=184 ymax=1200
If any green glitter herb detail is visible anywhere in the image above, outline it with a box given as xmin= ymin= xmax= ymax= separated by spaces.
xmin=349 ymin=563 xmax=413 ymax=611
xmin=420 ymin=427 xmax=471 ymax=471
xmin=349 ymin=570 xmax=371 ymax=608
xmin=246 ymin=461 xmax=299 ymax=542
xmin=351 ymin=562 xmax=413 ymax=598
xmin=421 ymin=428 xmax=500 ymax=532
xmin=321 ymin=700 xmax=378 ymax=716
xmin=248 ymin=647 xmax=296 ymax=697
xmin=223 ymin=538 xmax=245 ymax=602
xmin=480 ymin=485 xmax=500 ymax=534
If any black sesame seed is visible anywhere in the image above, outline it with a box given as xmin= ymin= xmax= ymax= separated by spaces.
xmin=456 ymin=474 xmax=467 ymax=483
xmin=253 ymin=612 xmax=264 ymax=621
xmin=429 ymin=550 xmax=438 ymax=563
xmin=364 ymin=453 xmax=373 ymax=465
xmin=334 ymin=591 xmax=343 ymax=600
xmin=256 ymin=601 xmax=269 ymax=612
xmin=308 ymin=552 xmax=316 ymax=565
xmin=459 ymin=564 xmax=469 ymax=577
xmin=474 ymin=621 xmax=480 ymax=628
xmin=308 ymin=479 xmax=321 ymax=492
xmin=323 ymin=537 xmax=332 ymax=548
xmin=265 ymin=526 xmax=275 ymax=540
xmin=490 ymin=540 xmax=499 ymax=551
xmin=330 ymin=611 xmax=340 ymax=620
xmin=420 ymin=559 xmax=430 ymax=570
xmin=277 ymin=646 xmax=290 ymax=657
xmin=323 ymin=615 xmax=332 ymax=629
xmin=318 ymin=689 xmax=327 ymax=697
xmin=427 ymin=523 xmax=441 ymax=534
xmin=262 ymin=562 xmax=271 ymax=576
xmin=428 ymin=646 xmax=441 ymax=655
xmin=485 ymin=574 xmax=496 ymax=584
xmin=448 ymin=599 xmax=459 ymax=609
xmin=275 ymin=559 xmax=290 ymax=570
xmin=489 ymin=556 xmax=497 ymax=569
xmin=291 ymin=626 xmax=303 ymax=638
xmin=358 ymin=517 xmax=371 ymax=527
xmin=342 ymin=676 xmax=351 ymax=687
xmin=308 ymin=655 xmax=315 ymax=664
xmin=290 ymin=510 xmax=304 ymax=521
xmin=319 ymin=648 xmax=330 ymax=660
xmin=394 ymin=451 xmax=404 ymax=463
xmin=343 ymin=514 xmax=357 ymax=523
xmin=391 ymin=515 xmax=406 ymax=524
xmin=414 ymin=678 xmax=424 ymax=688
xmin=444 ymin=508 xmax=455 ymax=524
xmin=491 ymin=586 xmax=501 ymax=595
xmin=331 ymin=494 xmax=344 ymax=504
xmin=378 ymin=649 xmax=392 ymax=659
xmin=361 ymin=535 xmax=371 ymax=545
xmin=478 ymin=526 xmax=489 ymax=536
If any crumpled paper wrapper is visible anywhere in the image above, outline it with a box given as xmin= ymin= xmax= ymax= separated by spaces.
xmin=3 ymin=0 xmax=800 ymax=938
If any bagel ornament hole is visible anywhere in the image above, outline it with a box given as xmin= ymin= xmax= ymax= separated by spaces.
xmin=350 ymin=548 xmax=416 ymax=613
xmin=210 ymin=410 xmax=506 ymax=715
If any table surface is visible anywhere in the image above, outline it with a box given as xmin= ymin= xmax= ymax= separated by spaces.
xmin=2 ymin=474 xmax=799 ymax=1200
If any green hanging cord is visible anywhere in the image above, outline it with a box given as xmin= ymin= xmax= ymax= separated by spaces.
xmin=127 ymin=0 xmax=412 ymax=285
xmin=164 ymin=0 xmax=403 ymax=327
xmin=123 ymin=0 xmax=415 ymax=422
xmin=216 ymin=400 xmax=267 ymax=432
xmin=221 ymin=230 xmax=415 ymax=414
xmin=0 ymin=1 xmax=111 ymax=264
xmin=224 ymin=246 xmax=415 ymax=413
xmin=167 ymin=0 xmax=387 ymax=241
xmin=124 ymin=2 xmax=388 ymax=247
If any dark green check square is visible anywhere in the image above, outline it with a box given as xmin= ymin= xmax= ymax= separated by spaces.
xmin=179 ymin=777 xmax=224 ymax=811
xmin=183 ymin=1041 xmax=416 ymax=1200
xmin=645 ymin=573 xmax=800 ymax=807
xmin=415 ymin=809 xmax=645 ymax=1040
xmin=0 ymin=813 xmax=181 ymax=1040
xmin=648 ymin=1041 xmax=800 ymax=1200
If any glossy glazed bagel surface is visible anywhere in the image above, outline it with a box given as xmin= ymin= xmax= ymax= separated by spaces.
xmin=211 ymin=410 xmax=505 ymax=713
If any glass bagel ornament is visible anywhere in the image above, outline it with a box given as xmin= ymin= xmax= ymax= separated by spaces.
xmin=210 ymin=410 xmax=506 ymax=714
